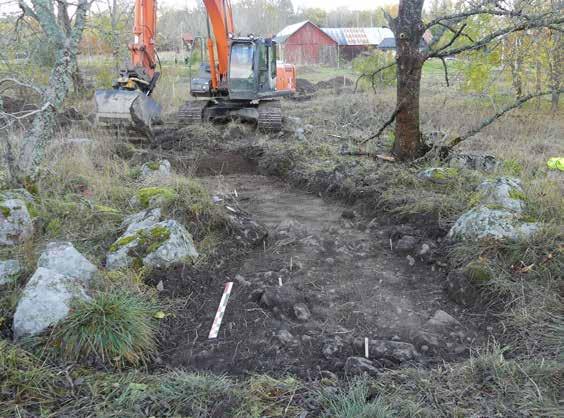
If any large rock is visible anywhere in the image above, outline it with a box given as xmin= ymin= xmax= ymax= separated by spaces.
xmin=13 ymin=267 xmax=90 ymax=338
xmin=122 ymin=208 xmax=162 ymax=235
xmin=477 ymin=176 xmax=525 ymax=213
xmin=141 ymin=160 xmax=172 ymax=179
xmin=106 ymin=219 xmax=198 ymax=269
xmin=37 ymin=242 xmax=97 ymax=283
xmin=0 ymin=199 xmax=33 ymax=245
xmin=0 ymin=259 xmax=22 ymax=285
xmin=448 ymin=153 xmax=499 ymax=172
xmin=448 ymin=206 xmax=538 ymax=241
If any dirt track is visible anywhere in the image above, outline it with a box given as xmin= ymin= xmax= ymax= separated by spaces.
xmin=151 ymin=149 xmax=486 ymax=377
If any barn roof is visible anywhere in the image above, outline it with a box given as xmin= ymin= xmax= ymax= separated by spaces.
xmin=274 ymin=21 xmax=309 ymax=43
xmin=321 ymin=27 xmax=393 ymax=46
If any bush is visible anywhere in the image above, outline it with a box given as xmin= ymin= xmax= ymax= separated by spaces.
xmin=49 ymin=289 xmax=158 ymax=368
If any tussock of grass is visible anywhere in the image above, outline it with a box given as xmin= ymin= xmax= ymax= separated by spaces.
xmin=48 ymin=289 xmax=158 ymax=368
xmin=319 ymin=377 xmax=393 ymax=418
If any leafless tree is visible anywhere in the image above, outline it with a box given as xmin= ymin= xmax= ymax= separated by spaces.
xmin=2 ymin=0 xmax=92 ymax=184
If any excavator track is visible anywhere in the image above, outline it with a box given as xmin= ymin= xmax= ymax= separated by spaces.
xmin=257 ymin=100 xmax=282 ymax=132
xmin=177 ymin=100 xmax=208 ymax=125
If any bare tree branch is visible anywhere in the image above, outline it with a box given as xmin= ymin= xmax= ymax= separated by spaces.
xmin=355 ymin=62 xmax=396 ymax=93
xmin=439 ymin=57 xmax=450 ymax=87
xmin=359 ymin=103 xmax=402 ymax=144
xmin=0 ymin=77 xmax=45 ymax=96
xmin=458 ymin=89 xmax=564 ymax=141
xmin=429 ymin=15 xmax=564 ymax=58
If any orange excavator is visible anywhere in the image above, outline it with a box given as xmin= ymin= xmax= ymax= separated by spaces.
xmin=178 ymin=0 xmax=296 ymax=130
xmin=95 ymin=0 xmax=162 ymax=131
xmin=95 ymin=0 xmax=296 ymax=132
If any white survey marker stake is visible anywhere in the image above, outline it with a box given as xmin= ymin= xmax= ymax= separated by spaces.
xmin=208 ymin=282 xmax=234 ymax=339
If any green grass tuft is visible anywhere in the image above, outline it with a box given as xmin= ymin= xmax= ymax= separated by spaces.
xmin=49 ymin=289 xmax=158 ymax=368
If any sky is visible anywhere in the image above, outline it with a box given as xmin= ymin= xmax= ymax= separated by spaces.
xmin=161 ymin=0 xmax=395 ymax=11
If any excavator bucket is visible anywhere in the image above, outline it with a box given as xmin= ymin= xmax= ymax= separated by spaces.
xmin=94 ymin=89 xmax=162 ymax=131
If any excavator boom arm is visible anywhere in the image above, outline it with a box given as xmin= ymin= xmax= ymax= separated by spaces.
xmin=129 ymin=0 xmax=158 ymax=78
xmin=203 ymin=0 xmax=234 ymax=87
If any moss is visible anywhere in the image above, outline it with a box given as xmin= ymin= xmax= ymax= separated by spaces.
xmin=110 ymin=225 xmax=170 ymax=259
xmin=464 ymin=260 xmax=492 ymax=283
xmin=94 ymin=205 xmax=121 ymax=215
xmin=508 ymin=188 xmax=527 ymax=202
xmin=137 ymin=187 xmax=177 ymax=208
xmin=430 ymin=167 xmax=459 ymax=180
xmin=502 ymin=159 xmax=523 ymax=176
xmin=0 ymin=205 xmax=10 ymax=218
xmin=109 ymin=235 xmax=137 ymax=252
xmin=46 ymin=219 xmax=62 ymax=236
xmin=146 ymin=162 xmax=160 ymax=171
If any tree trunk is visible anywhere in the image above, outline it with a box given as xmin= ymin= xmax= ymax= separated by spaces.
xmin=390 ymin=0 xmax=426 ymax=160
xmin=14 ymin=47 xmax=75 ymax=180
xmin=510 ymin=37 xmax=523 ymax=99
xmin=549 ymin=0 xmax=562 ymax=112
xmin=535 ymin=57 xmax=542 ymax=109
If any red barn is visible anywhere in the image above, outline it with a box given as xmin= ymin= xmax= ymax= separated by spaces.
xmin=274 ymin=21 xmax=337 ymax=65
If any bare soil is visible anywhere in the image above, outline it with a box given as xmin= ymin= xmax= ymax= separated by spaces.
xmin=151 ymin=147 xmax=488 ymax=378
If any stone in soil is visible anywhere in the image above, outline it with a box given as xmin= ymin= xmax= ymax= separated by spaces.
xmin=345 ymin=356 xmax=380 ymax=376
xmin=354 ymin=339 xmax=419 ymax=363
xmin=13 ymin=267 xmax=90 ymax=338
xmin=38 ymin=241 xmax=97 ymax=283
xmin=0 ymin=199 xmax=33 ymax=246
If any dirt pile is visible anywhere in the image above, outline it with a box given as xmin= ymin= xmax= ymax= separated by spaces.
xmin=315 ymin=76 xmax=354 ymax=90
xmin=296 ymin=78 xmax=316 ymax=94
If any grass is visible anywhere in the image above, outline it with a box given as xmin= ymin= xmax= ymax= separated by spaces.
xmin=47 ymin=289 xmax=158 ymax=368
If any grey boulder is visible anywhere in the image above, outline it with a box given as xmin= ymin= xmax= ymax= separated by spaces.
xmin=477 ymin=176 xmax=525 ymax=213
xmin=106 ymin=219 xmax=198 ymax=270
xmin=448 ymin=206 xmax=538 ymax=241
xmin=0 ymin=199 xmax=33 ymax=246
xmin=448 ymin=153 xmax=499 ymax=172
xmin=141 ymin=160 xmax=172 ymax=179
xmin=13 ymin=267 xmax=90 ymax=338
xmin=38 ymin=242 xmax=97 ymax=283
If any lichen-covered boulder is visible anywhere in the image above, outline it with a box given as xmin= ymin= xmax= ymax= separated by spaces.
xmin=477 ymin=176 xmax=525 ymax=213
xmin=448 ymin=206 xmax=538 ymax=241
xmin=106 ymin=220 xmax=198 ymax=270
xmin=0 ymin=259 xmax=21 ymax=285
xmin=141 ymin=160 xmax=172 ymax=179
xmin=0 ymin=188 xmax=35 ymax=203
xmin=12 ymin=267 xmax=90 ymax=338
xmin=448 ymin=153 xmax=499 ymax=172
xmin=37 ymin=242 xmax=97 ymax=283
xmin=130 ymin=186 xmax=178 ymax=209
xmin=0 ymin=199 xmax=33 ymax=246
xmin=417 ymin=167 xmax=459 ymax=184
xmin=122 ymin=208 xmax=162 ymax=235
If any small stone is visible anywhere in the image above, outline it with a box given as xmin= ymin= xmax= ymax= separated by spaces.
xmin=396 ymin=235 xmax=418 ymax=253
xmin=341 ymin=210 xmax=355 ymax=219
xmin=234 ymin=274 xmax=251 ymax=286
xmin=421 ymin=345 xmax=429 ymax=352
xmin=293 ymin=303 xmax=311 ymax=321
xmin=325 ymin=258 xmax=335 ymax=265
xmin=156 ymin=280 xmax=164 ymax=291
xmin=427 ymin=310 xmax=461 ymax=328
xmin=357 ymin=339 xmax=419 ymax=362
xmin=301 ymin=335 xmax=313 ymax=343
xmin=322 ymin=337 xmax=343 ymax=358
xmin=141 ymin=159 xmax=172 ymax=179
xmin=406 ymin=255 xmax=416 ymax=266
xmin=275 ymin=329 xmax=296 ymax=346
xmin=344 ymin=356 xmax=380 ymax=376
xmin=419 ymin=243 xmax=431 ymax=256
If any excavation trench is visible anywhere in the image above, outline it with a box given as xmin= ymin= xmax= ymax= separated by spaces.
xmin=154 ymin=152 xmax=485 ymax=377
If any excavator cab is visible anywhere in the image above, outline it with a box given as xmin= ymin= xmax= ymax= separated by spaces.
xmin=228 ymin=38 xmax=278 ymax=100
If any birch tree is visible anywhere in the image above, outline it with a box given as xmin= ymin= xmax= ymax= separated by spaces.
xmin=4 ymin=0 xmax=91 ymax=183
